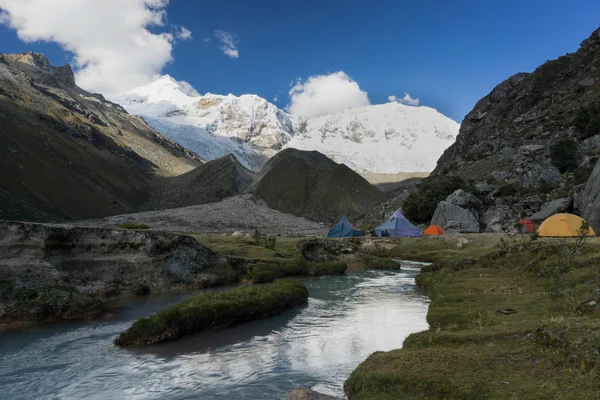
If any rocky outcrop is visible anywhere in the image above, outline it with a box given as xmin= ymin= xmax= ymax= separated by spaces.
xmin=582 ymin=158 xmax=600 ymax=231
xmin=529 ymin=198 xmax=572 ymax=222
xmin=297 ymin=238 xmax=359 ymax=263
xmin=445 ymin=189 xmax=484 ymax=219
xmin=285 ymin=388 xmax=342 ymax=400
xmin=0 ymin=221 xmax=229 ymax=324
xmin=570 ymin=184 xmax=587 ymax=212
xmin=482 ymin=206 xmax=517 ymax=233
xmin=252 ymin=149 xmax=387 ymax=222
xmin=430 ymin=202 xmax=479 ymax=233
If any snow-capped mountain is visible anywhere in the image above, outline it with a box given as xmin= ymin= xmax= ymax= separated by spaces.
xmin=290 ymin=103 xmax=459 ymax=173
xmin=114 ymin=75 xmax=459 ymax=173
xmin=114 ymin=75 xmax=294 ymax=169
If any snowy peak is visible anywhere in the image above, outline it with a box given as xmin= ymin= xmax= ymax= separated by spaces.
xmin=287 ymin=102 xmax=459 ymax=173
xmin=114 ymin=75 xmax=459 ymax=174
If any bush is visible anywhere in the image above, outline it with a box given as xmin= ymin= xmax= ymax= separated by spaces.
xmin=244 ymin=270 xmax=275 ymax=284
xmin=550 ymin=138 xmax=578 ymax=173
xmin=118 ymin=222 xmax=150 ymax=230
xmin=115 ymin=280 xmax=308 ymax=346
xmin=403 ymin=175 xmax=467 ymax=224
xmin=573 ymin=102 xmax=600 ymax=140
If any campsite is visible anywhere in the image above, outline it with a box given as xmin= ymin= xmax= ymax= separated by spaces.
xmin=1 ymin=3 xmax=600 ymax=399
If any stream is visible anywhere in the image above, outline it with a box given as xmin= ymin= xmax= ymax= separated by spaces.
xmin=0 ymin=261 xmax=429 ymax=399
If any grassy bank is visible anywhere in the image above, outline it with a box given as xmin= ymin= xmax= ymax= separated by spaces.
xmin=345 ymin=235 xmax=600 ymax=399
xmin=115 ymin=279 xmax=308 ymax=347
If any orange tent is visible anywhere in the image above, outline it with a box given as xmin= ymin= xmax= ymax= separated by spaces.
xmin=538 ymin=213 xmax=596 ymax=237
xmin=424 ymin=225 xmax=444 ymax=235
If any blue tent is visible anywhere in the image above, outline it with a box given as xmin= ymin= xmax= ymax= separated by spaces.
xmin=328 ymin=216 xmax=365 ymax=238
xmin=375 ymin=209 xmax=421 ymax=237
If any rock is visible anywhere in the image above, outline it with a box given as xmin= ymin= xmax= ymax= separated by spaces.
xmin=431 ymin=201 xmax=480 ymax=233
xmin=578 ymin=77 xmax=595 ymax=87
xmin=578 ymin=134 xmax=600 ymax=154
xmin=285 ymin=388 xmax=342 ymax=400
xmin=297 ymin=238 xmax=358 ymax=262
xmin=482 ymin=205 xmax=516 ymax=233
xmin=232 ymin=231 xmax=244 ymax=237
xmin=582 ymin=158 xmax=600 ymax=232
xmin=0 ymin=221 xmax=227 ymax=324
xmin=517 ymin=144 xmax=545 ymax=156
xmin=522 ymin=165 xmax=564 ymax=191
xmin=456 ymin=238 xmax=469 ymax=248
xmin=487 ymin=171 xmax=513 ymax=183
xmin=500 ymin=147 xmax=516 ymax=157
xmin=569 ymin=184 xmax=587 ymax=212
xmin=529 ymin=198 xmax=572 ymax=222
xmin=445 ymin=189 xmax=484 ymax=218
xmin=474 ymin=181 xmax=494 ymax=195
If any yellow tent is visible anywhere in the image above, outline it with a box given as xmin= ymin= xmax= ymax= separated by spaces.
xmin=537 ymin=213 xmax=596 ymax=237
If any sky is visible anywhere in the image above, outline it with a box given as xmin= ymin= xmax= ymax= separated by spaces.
xmin=0 ymin=0 xmax=599 ymax=122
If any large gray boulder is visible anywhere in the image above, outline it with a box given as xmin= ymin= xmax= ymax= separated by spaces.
xmin=582 ymin=158 xmax=600 ymax=232
xmin=522 ymin=165 xmax=564 ymax=191
xmin=481 ymin=206 xmax=516 ymax=233
xmin=297 ymin=238 xmax=358 ymax=262
xmin=431 ymin=201 xmax=480 ymax=233
xmin=529 ymin=198 xmax=572 ymax=222
xmin=445 ymin=189 xmax=484 ymax=218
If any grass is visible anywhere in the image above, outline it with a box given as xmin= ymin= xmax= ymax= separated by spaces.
xmin=115 ymin=279 xmax=309 ymax=347
xmin=360 ymin=254 xmax=401 ymax=270
xmin=189 ymin=234 xmax=303 ymax=262
xmin=345 ymin=234 xmax=600 ymax=399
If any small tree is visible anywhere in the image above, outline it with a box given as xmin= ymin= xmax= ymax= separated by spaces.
xmin=550 ymin=138 xmax=578 ymax=173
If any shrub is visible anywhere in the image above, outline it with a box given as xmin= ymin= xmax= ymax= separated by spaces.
xmin=573 ymin=102 xmax=600 ymax=140
xmin=115 ymin=280 xmax=308 ymax=346
xmin=550 ymin=138 xmax=578 ymax=173
xmin=403 ymin=175 xmax=466 ymax=224
xmin=118 ymin=222 xmax=150 ymax=230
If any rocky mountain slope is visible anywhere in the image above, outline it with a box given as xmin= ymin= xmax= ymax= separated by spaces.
xmin=251 ymin=148 xmax=387 ymax=223
xmin=114 ymin=76 xmax=459 ymax=173
xmin=0 ymin=53 xmax=202 ymax=222
xmin=415 ymin=27 xmax=600 ymax=233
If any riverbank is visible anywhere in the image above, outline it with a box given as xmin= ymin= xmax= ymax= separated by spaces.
xmin=345 ymin=234 xmax=600 ymax=399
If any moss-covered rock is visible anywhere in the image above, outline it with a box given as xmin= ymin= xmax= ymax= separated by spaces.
xmin=115 ymin=280 xmax=309 ymax=347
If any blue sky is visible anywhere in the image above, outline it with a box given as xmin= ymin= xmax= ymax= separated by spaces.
xmin=1 ymin=0 xmax=599 ymax=122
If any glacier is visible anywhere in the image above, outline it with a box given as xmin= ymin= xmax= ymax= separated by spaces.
xmin=113 ymin=75 xmax=459 ymax=173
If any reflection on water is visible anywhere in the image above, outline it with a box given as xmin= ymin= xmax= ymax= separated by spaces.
xmin=0 ymin=262 xmax=429 ymax=399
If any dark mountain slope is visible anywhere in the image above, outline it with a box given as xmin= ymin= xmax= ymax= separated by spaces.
xmin=0 ymin=52 xmax=202 ymax=221
xmin=145 ymin=154 xmax=254 ymax=210
xmin=252 ymin=148 xmax=387 ymax=223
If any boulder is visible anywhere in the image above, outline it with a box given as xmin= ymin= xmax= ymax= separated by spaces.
xmin=481 ymin=205 xmax=516 ymax=233
xmin=285 ymin=388 xmax=342 ymax=400
xmin=500 ymin=147 xmax=516 ymax=158
xmin=487 ymin=171 xmax=512 ymax=183
xmin=297 ymin=238 xmax=358 ymax=262
xmin=445 ymin=189 xmax=484 ymax=218
xmin=232 ymin=231 xmax=244 ymax=237
xmin=582 ymin=158 xmax=600 ymax=232
xmin=530 ymin=198 xmax=572 ymax=222
xmin=431 ymin=201 xmax=480 ymax=233
xmin=474 ymin=181 xmax=494 ymax=195
xmin=522 ymin=165 xmax=564 ymax=191
xmin=569 ymin=184 xmax=587 ymax=212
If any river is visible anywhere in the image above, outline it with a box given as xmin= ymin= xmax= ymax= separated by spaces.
xmin=0 ymin=261 xmax=429 ymax=400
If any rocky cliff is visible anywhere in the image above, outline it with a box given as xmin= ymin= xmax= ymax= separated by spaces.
xmin=420 ymin=27 xmax=600 ymax=232
xmin=0 ymin=221 xmax=229 ymax=324
xmin=0 ymin=52 xmax=202 ymax=222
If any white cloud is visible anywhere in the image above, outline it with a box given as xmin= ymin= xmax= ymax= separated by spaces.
xmin=214 ymin=30 xmax=239 ymax=59
xmin=0 ymin=0 xmax=191 ymax=96
xmin=388 ymin=93 xmax=420 ymax=106
xmin=287 ymin=71 xmax=370 ymax=118
xmin=273 ymin=95 xmax=280 ymax=102
xmin=203 ymin=37 xmax=211 ymax=43
xmin=175 ymin=26 xmax=192 ymax=41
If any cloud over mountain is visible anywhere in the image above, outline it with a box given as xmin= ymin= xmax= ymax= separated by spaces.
xmin=0 ymin=0 xmax=191 ymax=95
xmin=287 ymin=71 xmax=370 ymax=118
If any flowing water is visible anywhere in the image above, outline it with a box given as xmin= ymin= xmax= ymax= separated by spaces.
xmin=0 ymin=262 xmax=429 ymax=400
